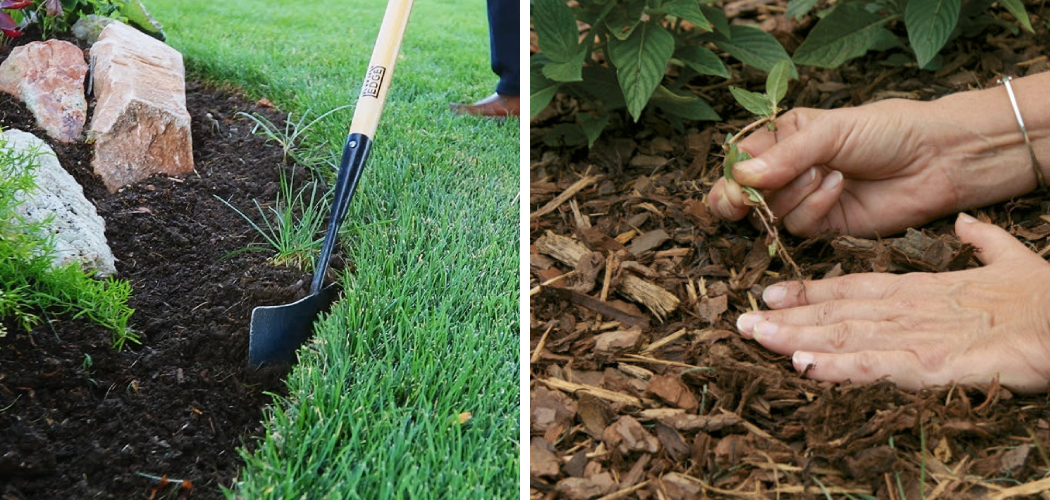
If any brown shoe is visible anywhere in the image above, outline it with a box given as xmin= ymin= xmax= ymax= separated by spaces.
xmin=450 ymin=93 xmax=520 ymax=117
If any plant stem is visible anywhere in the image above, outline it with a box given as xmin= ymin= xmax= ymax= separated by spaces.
xmin=728 ymin=116 xmax=774 ymax=147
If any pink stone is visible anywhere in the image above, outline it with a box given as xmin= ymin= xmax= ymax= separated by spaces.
xmin=0 ymin=40 xmax=88 ymax=143
xmin=89 ymin=21 xmax=193 ymax=192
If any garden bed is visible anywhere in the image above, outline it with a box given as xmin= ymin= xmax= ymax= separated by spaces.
xmin=530 ymin=6 xmax=1050 ymax=499
xmin=0 ymin=43 xmax=313 ymax=498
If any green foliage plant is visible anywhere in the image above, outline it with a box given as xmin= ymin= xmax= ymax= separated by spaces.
xmin=531 ymin=0 xmax=795 ymax=146
xmin=722 ymin=60 xmax=800 ymax=275
xmin=1 ymin=0 xmax=161 ymax=40
xmin=0 ymin=132 xmax=136 ymax=349
xmin=790 ymin=0 xmax=1033 ymax=69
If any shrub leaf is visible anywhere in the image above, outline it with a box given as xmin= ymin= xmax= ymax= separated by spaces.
xmin=998 ymin=0 xmax=1033 ymax=33
xmin=765 ymin=59 xmax=792 ymax=108
xmin=710 ymin=25 xmax=797 ymax=77
xmin=675 ymin=46 xmax=729 ymax=78
xmin=659 ymin=0 xmax=712 ymax=31
xmin=730 ymin=87 xmax=773 ymax=118
xmin=532 ymin=0 xmax=584 ymax=62
xmin=905 ymin=0 xmax=962 ymax=68
xmin=530 ymin=63 xmax=559 ymax=119
xmin=608 ymin=22 xmax=675 ymax=122
xmin=793 ymin=3 xmax=895 ymax=68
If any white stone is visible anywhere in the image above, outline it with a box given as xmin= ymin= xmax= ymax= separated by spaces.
xmin=2 ymin=129 xmax=116 ymax=276
xmin=89 ymin=21 xmax=193 ymax=192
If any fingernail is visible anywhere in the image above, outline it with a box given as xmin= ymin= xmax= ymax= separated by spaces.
xmin=762 ymin=284 xmax=786 ymax=306
xmin=736 ymin=158 xmax=768 ymax=177
xmin=753 ymin=321 xmax=778 ymax=341
xmin=793 ymin=351 xmax=815 ymax=371
xmin=821 ymin=170 xmax=843 ymax=190
xmin=736 ymin=313 xmax=760 ymax=335
xmin=806 ymin=167 xmax=818 ymax=183
xmin=958 ymin=212 xmax=976 ymax=224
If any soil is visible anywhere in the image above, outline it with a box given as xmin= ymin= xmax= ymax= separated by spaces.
xmin=0 ymin=37 xmax=316 ymax=499
xmin=530 ymin=5 xmax=1050 ymax=500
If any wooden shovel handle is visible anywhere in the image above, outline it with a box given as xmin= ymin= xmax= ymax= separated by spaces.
xmin=348 ymin=0 xmax=414 ymax=138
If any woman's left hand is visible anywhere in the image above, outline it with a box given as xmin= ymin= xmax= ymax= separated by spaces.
xmin=735 ymin=213 xmax=1050 ymax=394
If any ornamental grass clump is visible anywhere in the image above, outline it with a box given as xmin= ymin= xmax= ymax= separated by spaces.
xmin=0 ymin=132 xmax=136 ymax=349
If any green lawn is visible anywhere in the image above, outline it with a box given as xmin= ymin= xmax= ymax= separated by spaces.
xmin=145 ymin=0 xmax=519 ymax=497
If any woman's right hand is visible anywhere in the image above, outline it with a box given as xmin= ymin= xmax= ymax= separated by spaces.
xmin=707 ymin=95 xmax=1039 ymax=238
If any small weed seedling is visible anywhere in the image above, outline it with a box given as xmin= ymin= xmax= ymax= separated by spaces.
xmin=722 ymin=59 xmax=801 ymax=276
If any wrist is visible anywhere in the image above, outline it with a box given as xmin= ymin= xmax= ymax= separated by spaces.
xmin=932 ymin=72 xmax=1050 ymax=208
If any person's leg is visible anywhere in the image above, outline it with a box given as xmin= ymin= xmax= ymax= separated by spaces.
xmin=450 ymin=0 xmax=519 ymax=117
xmin=489 ymin=0 xmax=519 ymax=97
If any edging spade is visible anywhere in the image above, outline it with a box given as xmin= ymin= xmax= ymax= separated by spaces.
xmin=248 ymin=0 xmax=414 ymax=366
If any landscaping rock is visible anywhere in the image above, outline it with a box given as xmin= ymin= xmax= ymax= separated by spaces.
xmin=89 ymin=21 xmax=193 ymax=192
xmin=0 ymin=40 xmax=88 ymax=143
xmin=2 ymin=129 xmax=116 ymax=276
xmin=71 ymin=15 xmax=116 ymax=45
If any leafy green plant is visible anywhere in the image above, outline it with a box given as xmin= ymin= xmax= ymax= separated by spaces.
xmin=0 ymin=133 xmax=136 ymax=349
xmin=722 ymin=59 xmax=799 ymax=275
xmin=790 ymin=0 xmax=1033 ymax=69
xmin=1 ymin=0 xmax=161 ymax=40
xmin=531 ymin=0 xmax=794 ymax=146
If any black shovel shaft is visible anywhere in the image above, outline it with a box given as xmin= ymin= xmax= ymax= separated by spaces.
xmin=311 ymin=133 xmax=372 ymax=293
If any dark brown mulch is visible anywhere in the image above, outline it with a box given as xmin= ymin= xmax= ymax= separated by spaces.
xmin=0 ymin=41 xmax=315 ymax=499
xmin=530 ymin=5 xmax=1050 ymax=500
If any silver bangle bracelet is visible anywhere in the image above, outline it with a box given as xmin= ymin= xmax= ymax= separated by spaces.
xmin=1000 ymin=76 xmax=1047 ymax=190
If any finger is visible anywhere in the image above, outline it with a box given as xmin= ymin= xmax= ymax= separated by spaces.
xmin=766 ymin=167 xmax=823 ymax=217
xmin=736 ymin=108 xmax=816 ymax=157
xmin=708 ymin=177 xmax=751 ymax=221
xmin=739 ymin=299 xmax=911 ymax=334
xmin=759 ymin=273 xmax=901 ymax=309
xmin=732 ymin=109 xmax=846 ymax=189
xmin=781 ymin=170 xmax=844 ymax=237
xmin=791 ymin=350 xmax=927 ymax=390
xmin=751 ymin=319 xmax=931 ymax=357
xmin=955 ymin=212 xmax=1041 ymax=265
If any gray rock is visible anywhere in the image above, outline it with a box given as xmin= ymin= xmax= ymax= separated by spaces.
xmin=71 ymin=15 xmax=116 ymax=45
xmin=2 ymin=129 xmax=117 ymax=276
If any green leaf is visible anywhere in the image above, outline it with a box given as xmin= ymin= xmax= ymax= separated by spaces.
xmin=532 ymin=0 xmax=583 ymax=61
xmin=651 ymin=86 xmax=720 ymax=121
xmin=793 ymin=3 xmax=896 ymax=68
xmin=605 ymin=1 xmax=645 ymax=40
xmin=786 ymin=0 xmax=820 ymax=20
xmin=607 ymin=22 xmax=675 ymax=122
xmin=579 ymin=113 xmax=611 ymax=148
xmin=709 ymin=25 xmax=797 ymax=77
xmin=675 ymin=46 xmax=729 ymax=78
xmin=904 ymin=0 xmax=962 ymax=69
xmin=530 ymin=63 xmax=560 ymax=119
xmin=569 ymin=65 xmax=626 ymax=110
xmin=700 ymin=5 xmax=730 ymax=37
xmin=659 ymin=0 xmax=712 ymax=31
xmin=999 ymin=0 xmax=1034 ymax=33
xmin=730 ymin=87 xmax=774 ymax=118
xmin=723 ymin=143 xmax=752 ymax=180
xmin=541 ymin=49 xmax=586 ymax=82
xmin=765 ymin=59 xmax=791 ymax=108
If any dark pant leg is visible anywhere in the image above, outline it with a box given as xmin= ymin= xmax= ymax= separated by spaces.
xmin=488 ymin=0 xmax=520 ymax=95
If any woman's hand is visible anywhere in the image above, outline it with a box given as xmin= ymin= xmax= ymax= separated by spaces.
xmin=735 ymin=214 xmax=1050 ymax=394
xmin=708 ymin=96 xmax=1042 ymax=238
